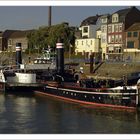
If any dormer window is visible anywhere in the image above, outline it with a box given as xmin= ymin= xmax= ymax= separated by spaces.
xmin=102 ymin=18 xmax=107 ymax=23
xmin=83 ymin=27 xmax=88 ymax=33
xmin=112 ymin=14 xmax=118 ymax=23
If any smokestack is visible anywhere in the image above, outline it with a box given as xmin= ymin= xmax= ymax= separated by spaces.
xmin=56 ymin=38 xmax=64 ymax=74
xmin=16 ymin=43 xmax=22 ymax=67
xmin=48 ymin=6 xmax=52 ymax=27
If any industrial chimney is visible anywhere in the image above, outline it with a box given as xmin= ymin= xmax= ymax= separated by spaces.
xmin=48 ymin=6 xmax=52 ymax=27
xmin=16 ymin=43 xmax=22 ymax=68
xmin=56 ymin=38 xmax=64 ymax=74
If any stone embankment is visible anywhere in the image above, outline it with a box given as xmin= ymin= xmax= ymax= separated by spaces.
xmin=1 ymin=52 xmax=140 ymax=81
xmin=82 ymin=62 xmax=140 ymax=80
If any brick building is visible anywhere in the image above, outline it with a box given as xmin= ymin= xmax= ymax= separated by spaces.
xmin=106 ymin=6 xmax=140 ymax=61
xmin=124 ymin=22 xmax=140 ymax=61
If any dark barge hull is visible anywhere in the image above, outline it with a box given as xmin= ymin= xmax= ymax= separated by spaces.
xmin=0 ymin=82 xmax=43 ymax=93
xmin=35 ymin=85 xmax=138 ymax=110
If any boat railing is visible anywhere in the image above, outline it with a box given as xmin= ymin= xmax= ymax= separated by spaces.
xmin=0 ymin=64 xmax=28 ymax=73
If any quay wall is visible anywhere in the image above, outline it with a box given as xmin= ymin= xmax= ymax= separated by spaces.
xmin=83 ymin=62 xmax=140 ymax=79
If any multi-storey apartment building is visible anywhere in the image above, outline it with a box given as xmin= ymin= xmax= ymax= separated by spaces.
xmin=75 ymin=15 xmax=101 ymax=58
xmin=107 ymin=6 xmax=140 ymax=60
xmin=100 ymin=14 xmax=110 ymax=60
xmin=124 ymin=23 xmax=140 ymax=61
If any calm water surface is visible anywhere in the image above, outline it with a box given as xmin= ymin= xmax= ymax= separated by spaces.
xmin=0 ymin=92 xmax=140 ymax=134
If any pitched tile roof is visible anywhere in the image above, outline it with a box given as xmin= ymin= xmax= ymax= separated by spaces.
xmin=80 ymin=15 xmax=101 ymax=26
xmin=2 ymin=30 xmax=34 ymax=38
xmin=115 ymin=7 xmax=131 ymax=16
xmin=126 ymin=22 xmax=140 ymax=31
xmin=2 ymin=30 xmax=20 ymax=38
xmin=108 ymin=6 xmax=138 ymax=23
xmin=10 ymin=30 xmax=30 ymax=38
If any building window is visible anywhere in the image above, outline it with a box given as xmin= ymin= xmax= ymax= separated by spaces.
xmin=115 ymin=35 xmax=118 ymax=43
xmin=77 ymin=41 xmax=78 ymax=45
xmin=81 ymin=41 xmax=83 ymax=45
xmin=91 ymin=40 xmax=92 ymax=45
xmin=112 ymin=15 xmax=118 ymax=23
xmin=114 ymin=25 xmax=119 ymax=32
xmin=83 ymin=27 xmax=88 ymax=33
xmin=112 ymin=17 xmax=116 ymax=22
xmin=127 ymin=32 xmax=132 ymax=37
xmin=111 ymin=35 xmax=114 ymax=43
xmin=108 ymin=26 xmax=112 ymax=33
xmin=119 ymin=25 xmax=122 ymax=32
xmin=108 ymin=35 xmax=111 ymax=43
xmin=102 ymin=18 xmax=107 ymax=23
xmin=127 ymin=41 xmax=134 ymax=48
xmin=102 ymin=35 xmax=106 ymax=43
xmin=133 ymin=32 xmax=138 ymax=37
xmin=101 ymin=25 xmax=107 ymax=33
xmin=119 ymin=35 xmax=122 ymax=43
xmin=101 ymin=26 xmax=104 ymax=32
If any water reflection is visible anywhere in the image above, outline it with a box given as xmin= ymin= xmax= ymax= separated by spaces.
xmin=0 ymin=92 xmax=140 ymax=134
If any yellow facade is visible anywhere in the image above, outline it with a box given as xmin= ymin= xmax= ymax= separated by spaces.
xmin=75 ymin=38 xmax=99 ymax=54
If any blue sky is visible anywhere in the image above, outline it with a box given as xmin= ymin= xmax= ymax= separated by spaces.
xmin=0 ymin=6 xmax=138 ymax=31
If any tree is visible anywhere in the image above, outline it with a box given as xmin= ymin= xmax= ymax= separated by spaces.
xmin=27 ymin=23 xmax=76 ymax=54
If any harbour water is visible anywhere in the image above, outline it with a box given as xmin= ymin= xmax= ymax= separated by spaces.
xmin=0 ymin=92 xmax=140 ymax=134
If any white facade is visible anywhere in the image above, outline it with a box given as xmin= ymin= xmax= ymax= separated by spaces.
xmin=112 ymin=13 xmax=119 ymax=23
xmin=75 ymin=38 xmax=100 ymax=54
xmin=101 ymin=25 xmax=108 ymax=56
xmin=96 ymin=30 xmax=101 ymax=39
xmin=100 ymin=15 xmax=109 ymax=59
xmin=80 ymin=18 xmax=102 ymax=38
xmin=80 ymin=25 xmax=94 ymax=38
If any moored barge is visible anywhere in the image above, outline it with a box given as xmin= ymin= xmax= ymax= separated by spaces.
xmin=36 ymin=80 xmax=139 ymax=110
xmin=0 ymin=43 xmax=43 ymax=92
xmin=35 ymin=39 xmax=140 ymax=110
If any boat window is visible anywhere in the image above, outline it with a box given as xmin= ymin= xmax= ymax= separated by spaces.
xmin=120 ymin=89 xmax=136 ymax=93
